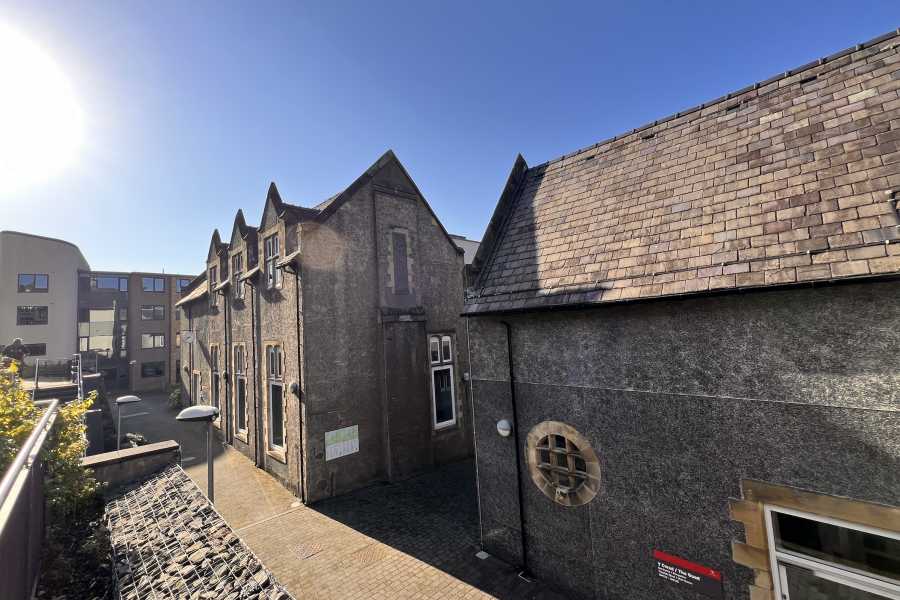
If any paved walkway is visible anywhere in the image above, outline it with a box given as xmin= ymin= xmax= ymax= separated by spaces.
xmin=111 ymin=391 xmax=567 ymax=600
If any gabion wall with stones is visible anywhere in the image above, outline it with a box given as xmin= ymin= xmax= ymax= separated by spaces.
xmin=106 ymin=464 xmax=294 ymax=600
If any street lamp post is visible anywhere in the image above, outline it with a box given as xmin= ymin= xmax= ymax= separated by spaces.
xmin=176 ymin=405 xmax=220 ymax=503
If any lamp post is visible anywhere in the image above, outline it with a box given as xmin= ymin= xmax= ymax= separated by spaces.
xmin=176 ymin=405 xmax=220 ymax=503
xmin=115 ymin=395 xmax=142 ymax=451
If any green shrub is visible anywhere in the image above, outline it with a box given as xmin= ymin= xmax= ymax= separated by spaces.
xmin=121 ymin=432 xmax=148 ymax=449
xmin=168 ymin=387 xmax=182 ymax=410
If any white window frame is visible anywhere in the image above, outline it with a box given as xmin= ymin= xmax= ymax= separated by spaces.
xmin=234 ymin=344 xmax=247 ymax=434
xmin=266 ymin=344 xmax=285 ymax=451
xmin=441 ymin=335 xmax=452 ymax=363
xmin=210 ymin=345 xmax=219 ymax=410
xmin=430 ymin=337 xmax=440 ymax=364
xmin=430 ymin=364 xmax=456 ymax=429
xmin=264 ymin=234 xmax=281 ymax=290
xmin=209 ymin=265 xmax=218 ymax=306
xmin=765 ymin=505 xmax=900 ymax=600
xmin=233 ymin=252 xmax=244 ymax=299
xmin=141 ymin=333 xmax=165 ymax=349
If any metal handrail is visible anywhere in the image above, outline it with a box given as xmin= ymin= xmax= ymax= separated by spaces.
xmin=0 ymin=399 xmax=59 ymax=509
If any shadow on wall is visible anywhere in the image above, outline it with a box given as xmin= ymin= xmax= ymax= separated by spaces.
xmin=308 ymin=458 xmax=568 ymax=600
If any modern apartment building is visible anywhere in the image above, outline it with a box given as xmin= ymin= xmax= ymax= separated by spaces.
xmin=0 ymin=231 xmax=90 ymax=363
xmin=76 ymin=272 xmax=193 ymax=391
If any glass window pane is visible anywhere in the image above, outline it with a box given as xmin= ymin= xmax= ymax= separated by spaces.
xmin=18 ymin=274 xmax=34 ymax=290
xmin=97 ymin=277 xmax=119 ymax=290
xmin=35 ymin=275 xmax=48 ymax=289
xmin=442 ymin=336 xmax=451 ymax=362
xmin=88 ymin=336 xmax=113 ymax=352
xmin=774 ymin=511 xmax=900 ymax=582
xmin=430 ymin=338 xmax=439 ymax=363
xmin=142 ymin=277 xmax=153 ymax=291
xmin=781 ymin=563 xmax=891 ymax=600
xmin=119 ymin=308 xmax=128 ymax=321
xmin=271 ymin=384 xmax=284 ymax=448
xmin=90 ymin=309 xmax=114 ymax=322
xmin=433 ymin=367 xmax=454 ymax=425
xmin=237 ymin=378 xmax=246 ymax=430
xmin=119 ymin=278 xmax=127 ymax=291
xmin=155 ymin=278 xmax=164 ymax=291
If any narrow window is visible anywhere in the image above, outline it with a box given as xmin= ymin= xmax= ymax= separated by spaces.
xmin=176 ymin=278 xmax=191 ymax=293
xmin=175 ymin=306 xmax=181 ymax=321
xmin=431 ymin=366 xmax=456 ymax=428
xmin=27 ymin=343 xmax=47 ymax=356
xmin=233 ymin=252 xmax=244 ymax=298
xmin=209 ymin=266 xmax=218 ymax=306
xmin=211 ymin=345 xmax=220 ymax=410
xmin=265 ymin=234 xmax=281 ymax=289
xmin=234 ymin=345 xmax=247 ymax=433
xmin=266 ymin=344 xmax=285 ymax=451
xmin=429 ymin=334 xmax=456 ymax=429
xmin=430 ymin=337 xmax=440 ymax=364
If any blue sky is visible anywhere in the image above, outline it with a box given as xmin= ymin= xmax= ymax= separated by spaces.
xmin=1 ymin=1 xmax=898 ymax=275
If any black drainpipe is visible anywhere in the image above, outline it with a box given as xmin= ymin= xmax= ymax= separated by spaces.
xmin=282 ymin=263 xmax=305 ymax=503
xmin=221 ymin=288 xmax=230 ymax=443
xmin=501 ymin=319 xmax=529 ymax=576
xmin=246 ymin=279 xmax=260 ymax=467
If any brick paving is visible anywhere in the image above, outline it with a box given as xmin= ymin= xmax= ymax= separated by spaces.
xmin=124 ymin=392 xmax=567 ymax=600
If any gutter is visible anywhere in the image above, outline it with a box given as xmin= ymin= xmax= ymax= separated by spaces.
xmin=462 ymin=273 xmax=900 ymax=319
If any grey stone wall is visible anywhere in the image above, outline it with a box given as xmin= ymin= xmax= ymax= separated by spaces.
xmin=467 ymin=280 xmax=900 ymax=600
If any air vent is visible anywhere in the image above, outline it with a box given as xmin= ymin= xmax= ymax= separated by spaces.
xmin=799 ymin=75 xmax=818 ymax=86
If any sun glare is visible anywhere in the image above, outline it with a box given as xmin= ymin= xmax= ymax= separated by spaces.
xmin=0 ymin=22 xmax=82 ymax=191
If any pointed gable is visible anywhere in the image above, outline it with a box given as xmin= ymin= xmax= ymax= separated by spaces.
xmin=230 ymin=210 xmax=248 ymax=249
xmin=259 ymin=183 xmax=283 ymax=233
xmin=207 ymin=229 xmax=224 ymax=264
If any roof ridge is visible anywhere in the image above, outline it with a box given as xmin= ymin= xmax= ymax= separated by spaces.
xmin=526 ymin=27 xmax=900 ymax=172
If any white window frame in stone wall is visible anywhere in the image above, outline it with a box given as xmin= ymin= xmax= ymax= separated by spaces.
xmin=209 ymin=266 xmax=218 ymax=307
xmin=210 ymin=345 xmax=219 ymax=411
xmin=264 ymin=234 xmax=281 ymax=290
xmin=265 ymin=344 xmax=285 ymax=455
xmin=232 ymin=252 xmax=244 ymax=299
xmin=765 ymin=505 xmax=900 ymax=599
xmin=233 ymin=344 xmax=247 ymax=435
xmin=429 ymin=335 xmax=456 ymax=430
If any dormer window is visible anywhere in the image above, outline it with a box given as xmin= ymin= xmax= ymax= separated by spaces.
xmin=265 ymin=234 xmax=281 ymax=290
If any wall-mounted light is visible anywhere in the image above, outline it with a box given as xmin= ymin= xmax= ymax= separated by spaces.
xmin=497 ymin=420 xmax=512 ymax=437
xmin=463 ymin=372 xmax=470 ymax=381
xmin=288 ymin=381 xmax=299 ymax=396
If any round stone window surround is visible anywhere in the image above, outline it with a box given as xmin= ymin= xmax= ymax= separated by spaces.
xmin=525 ymin=421 xmax=600 ymax=507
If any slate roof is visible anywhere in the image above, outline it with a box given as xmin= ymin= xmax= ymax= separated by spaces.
xmin=106 ymin=464 xmax=294 ymax=600
xmin=175 ymin=280 xmax=209 ymax=308
xmin=466 ymin=29 xmax=900 ymax=314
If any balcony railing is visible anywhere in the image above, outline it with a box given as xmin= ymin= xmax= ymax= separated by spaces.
xmin=0 ymin=399 xmax=59 ymax=600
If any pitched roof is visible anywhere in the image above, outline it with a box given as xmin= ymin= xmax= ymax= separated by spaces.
xmin=106 ymin=464 xmax=294 ymax=600
xmin=176 ymin=279 xmax=208 ymax=307
xmin=466 ymin=29 xmax=900 ymax=314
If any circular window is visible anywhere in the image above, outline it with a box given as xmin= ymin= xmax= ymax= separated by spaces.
xmin=525 ymin=421 xmax=600 ymax=507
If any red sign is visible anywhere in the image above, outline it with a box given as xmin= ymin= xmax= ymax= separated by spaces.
xmin=654 ymin=550 xmax=723 ymax=599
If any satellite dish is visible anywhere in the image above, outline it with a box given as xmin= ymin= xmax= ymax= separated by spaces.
xmin=182 ymin=331 xmax=196 ymax=344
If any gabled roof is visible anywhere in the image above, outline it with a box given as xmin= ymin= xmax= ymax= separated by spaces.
xmin=260 ymin=183 xmax=319 ymax=232
xmin=466 ymin=28 xmax=900 ymax=315
xmin=207 ymin=230 xmax=228 ymax=264
xmin=176 ymin=279 xmax=208 ymax=307
xmin=229 ymin=209 xmax=258 ymax=249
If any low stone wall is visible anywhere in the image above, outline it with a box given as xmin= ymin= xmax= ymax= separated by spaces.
xmin=82 ymin=441 xmax=181 ymax=487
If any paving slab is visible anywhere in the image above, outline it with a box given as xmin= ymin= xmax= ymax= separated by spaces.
xmin=125 ymin=392 xmax=567 ymax=600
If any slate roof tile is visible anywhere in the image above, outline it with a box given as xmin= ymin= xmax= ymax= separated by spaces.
xmin=467 ymin=29 xmax=900 ymax=313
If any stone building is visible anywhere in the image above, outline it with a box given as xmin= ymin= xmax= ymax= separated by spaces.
xmin=463 ymin=30 xmax=900 ymax=600
xmin=177 ymin=150 xmax=473 ymax=502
